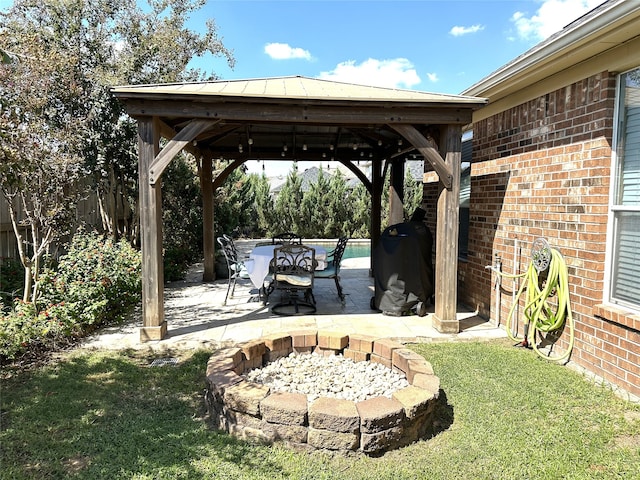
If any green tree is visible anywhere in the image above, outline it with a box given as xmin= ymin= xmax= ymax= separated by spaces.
xmin=325 ymin=170 xmax=350 ymax=237
xmin=162 ymin=155 xmax=203 ymax=280
xmin=274 ymin=167 xmax=304 ymax=234
xmin=403 ymin=168 xmax=424 ymax=220
xmin=300 ymin=168 xmax=331 ymax=238
xmin=347 ymin=182 xmax=371 ymax=238
xmin=0 ymin=36 xmax=86 ymax=302
xmin=213 ymin=161 xmax=255 ymax=236
xmin=1 ymin=0 xmax=234 ymax=297
xmin=251 ymin=173 xmax=275 ymax=237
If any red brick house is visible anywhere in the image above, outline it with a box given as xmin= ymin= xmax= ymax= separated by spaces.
xmin=425 ymin=0 xmax=640 ymax=399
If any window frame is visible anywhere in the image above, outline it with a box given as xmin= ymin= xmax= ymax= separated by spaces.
xmin=604 ymin=67 xmax=640 ymax=313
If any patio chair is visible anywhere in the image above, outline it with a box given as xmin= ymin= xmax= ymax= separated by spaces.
xmin=269 ymin=244 xmax=317 ymax=315
xmin=217 ymin=236 xmax=248 ymax=305
xmin=272 ymin=232 xmax=302 ymax=245
xmin=314 ymin=237 xmax=349 ymax=303
xmin=222 ymin=233 xmax=240 ymax=258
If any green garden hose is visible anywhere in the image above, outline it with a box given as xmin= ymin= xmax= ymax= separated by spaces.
xmin=494 ymin=243 xmax=575 ymax=362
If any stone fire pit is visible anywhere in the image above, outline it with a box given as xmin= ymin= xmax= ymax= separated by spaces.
xmin=205 ymin=330 xmax=441 ymax=455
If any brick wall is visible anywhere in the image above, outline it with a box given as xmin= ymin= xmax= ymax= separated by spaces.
xmin=424 ymin=71 xmax=639 ymax=399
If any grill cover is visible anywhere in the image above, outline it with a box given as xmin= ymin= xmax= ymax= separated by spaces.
xmin=373 ymin=221 xmax=434 ymax=315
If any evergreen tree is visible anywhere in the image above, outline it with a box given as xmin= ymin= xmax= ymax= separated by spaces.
xmin=403 ymin=169 xmax=424 ymax=220
xmin=163 ymin=155 xmax=203 ymax=254
xmin=214 ymin=162 xmax=251 ymax=235
xmin=347 ymin=183 xmax=371 ymax=238
xmin=274 ymin=167 xmax=304 ymax=234
xmin=251 ymin=173 xmax=274 ymax=237
xmin=300 ymin=168 xmax=331 ymax=238
xmin=326 ymin=170 xmax=350 ymax=237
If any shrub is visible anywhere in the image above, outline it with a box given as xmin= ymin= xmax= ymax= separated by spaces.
xmin=163 ymin=246 xmax=192 ymax=282
xmin=162 ymin=157 xmax=203 ymax=281
xmin=37 ymin=230 xmax=142 ymax=327
xmin=0 ymin=257 xmax=25 ymax=306
xmin=0 ymin=230 xmax=141 ymax=361
xmin=0 ymin=300 xmax=68 ymax=360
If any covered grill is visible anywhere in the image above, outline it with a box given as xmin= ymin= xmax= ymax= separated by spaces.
xmin=372 ymin=216 xmax=434 ymax=316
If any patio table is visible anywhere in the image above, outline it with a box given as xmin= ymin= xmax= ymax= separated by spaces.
xmin=246 ymin=244 xmax=327 ymax=289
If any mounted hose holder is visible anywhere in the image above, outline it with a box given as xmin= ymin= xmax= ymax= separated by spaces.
xmin=491 ymin=238 xmax=575 ymax=362
xmin=531 ymin=237 xmax=552 ymax=273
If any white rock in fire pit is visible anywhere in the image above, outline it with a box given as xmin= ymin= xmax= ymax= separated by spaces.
xmin=244 ymin=352 xmax=409 ymax=403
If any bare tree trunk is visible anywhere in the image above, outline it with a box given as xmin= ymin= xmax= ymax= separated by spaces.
xmin=4 ymin=194 xmax=33 ymax=302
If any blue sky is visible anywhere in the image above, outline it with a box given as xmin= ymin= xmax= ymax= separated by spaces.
xmin=194 ymin=0 xmax=604 ymax=95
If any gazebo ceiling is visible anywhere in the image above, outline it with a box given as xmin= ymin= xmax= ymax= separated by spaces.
xmin=111 ymin=76 xmax=487 ymax=167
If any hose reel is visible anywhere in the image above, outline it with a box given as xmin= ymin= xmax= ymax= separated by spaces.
xmin=493 ymin=238 xmax=575 ymax=362
xmin=531 ymin=238 xmax=552 ymax=273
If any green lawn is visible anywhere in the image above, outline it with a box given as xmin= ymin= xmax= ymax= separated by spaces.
xmin=1 ymin=339 xmax=638 ymax=479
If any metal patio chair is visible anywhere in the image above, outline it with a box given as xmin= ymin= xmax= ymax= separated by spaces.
xmin=272 ymin=232 xmax=302 ymax=245
xmin=314 ymin=236 xmax=349 ymax=303
xmin=269 ymin=244 xmax=317 ymax=315
xmin=217 ymin=235 xmax=248 ymax=305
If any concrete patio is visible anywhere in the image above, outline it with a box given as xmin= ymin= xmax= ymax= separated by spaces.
xmin=81 ymin=241 xmax=507 ymax=352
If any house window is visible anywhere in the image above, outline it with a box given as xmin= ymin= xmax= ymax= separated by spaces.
xmin=609 ymin=67 xmax=640 ymax=310
xmin=459 ymin=133 xmax=472 ymax=259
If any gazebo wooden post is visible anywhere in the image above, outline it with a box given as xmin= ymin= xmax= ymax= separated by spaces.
xmin=201 ymin=155 xmax=216 ymax=282
xmin=389 ymin=158 xmax=406 ymax=225
xmin=138 ymin=116 xmax=167 ymax=341
xmin=370 ymin=157 xmax=384 ymax=265
xmin=433 ymin=124 xmax=462 ymax=333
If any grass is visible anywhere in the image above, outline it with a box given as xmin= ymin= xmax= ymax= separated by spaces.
xmin=1 ymin=339 xmax=639 ymax=479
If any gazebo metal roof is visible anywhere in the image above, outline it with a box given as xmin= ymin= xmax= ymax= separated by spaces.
xmin=113 ymin=75 xmax=483 ymax=103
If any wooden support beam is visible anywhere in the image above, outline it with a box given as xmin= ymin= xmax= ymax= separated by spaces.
xmin=121 ymin=99 xmax=473 ymax=126
xmin=433 ymin=124 xmax=462 ymax=334
xmin=212 ymin=158 xmax=247 ymax=190
xmin=157 ymin=120 xmax=203 ymax=159
xmin=149 ymin=119 xmax=219 ymax=184
xmin=338 ymin=160 xmax=372 ymax=194
xmin=390 ymin=124 xmax=453 ymax=189
xmin=389 ymin=158 xmax=405 ymax=225
xmin=370 ymin=157 xmax=384 ymax=277
xmin=138 ymin=117 xmax=167 ymax=342
xmin=201 ymin=156 xmax=216 ymax=282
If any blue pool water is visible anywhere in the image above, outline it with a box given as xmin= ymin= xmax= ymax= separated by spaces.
xmin=313 ymin=241 xmax=370 ymax=260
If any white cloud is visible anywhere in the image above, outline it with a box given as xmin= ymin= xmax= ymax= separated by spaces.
xmin=511 ymin=0 xmax=603 ymax=41
xmin=449 ymin=24 xmax=484 ymax=37
xmin=264 ymin=42 xmax=312 ymax=60
xmin=426 ymin=72 xmax=439 ymax=83
xmin=318 ymin=58 xmax=421 ymax=89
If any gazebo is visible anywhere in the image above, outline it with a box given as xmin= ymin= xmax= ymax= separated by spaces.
xmin=111 ymin=76 xmax=487 ymax=341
